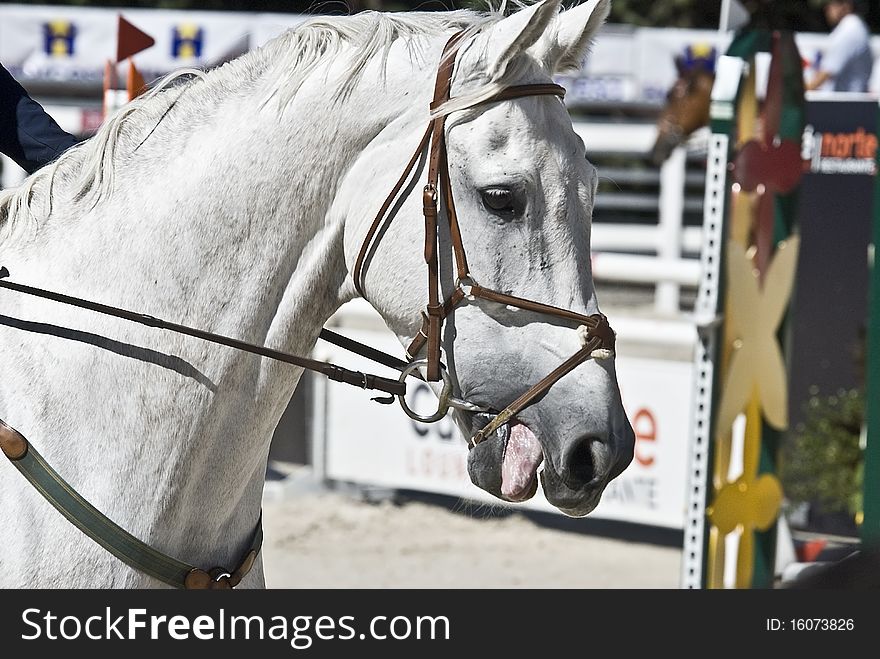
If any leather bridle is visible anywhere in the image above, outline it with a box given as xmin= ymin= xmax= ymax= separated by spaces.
xmin=353 ymin=31 xmax=615 ymax=447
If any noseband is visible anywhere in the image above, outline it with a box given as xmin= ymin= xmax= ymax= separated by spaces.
xmin=353 ymin=31 xmax=616 ymax=447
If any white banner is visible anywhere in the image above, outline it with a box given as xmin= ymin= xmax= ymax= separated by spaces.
xmin=0 ymin=5 xmax=298 ymax=86
xmin=1 ymin=6 xmax=115 ymax=84
xmin=318 ymin=326 xmax=694 ymax=529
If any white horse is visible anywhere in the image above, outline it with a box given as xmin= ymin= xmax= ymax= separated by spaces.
xmin=0 ymin=0 xmax=633 ymax=588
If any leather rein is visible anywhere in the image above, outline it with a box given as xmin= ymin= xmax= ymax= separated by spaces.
xmin=0 ymin=31 xmax=615 ymax=588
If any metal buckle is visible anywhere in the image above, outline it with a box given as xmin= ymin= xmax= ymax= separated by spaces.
xmin=185 ymin=567 xmax=232 ymax=589
xmin=396 ymin=359 xmax=489 ymax=423
xmin=454 ymin=275 xmax=478 ymax=299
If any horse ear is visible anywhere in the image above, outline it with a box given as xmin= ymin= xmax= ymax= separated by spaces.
xmin=484 ymin=0 xmax=561 ymax=79
xmin=547 ymin=0 xmax=611 ymax=73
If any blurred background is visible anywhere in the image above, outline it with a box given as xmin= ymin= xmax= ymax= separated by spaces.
xmin=1 ymin=0 xmax=876 ymax=588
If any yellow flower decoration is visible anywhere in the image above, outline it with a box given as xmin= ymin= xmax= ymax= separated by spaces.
xmin=708 ymin=396 xmax=783 ymax=587
xmin=716 ymin=236 xmax=800 ymax=435
xmin=710 ymin=475 xmax=783 ymax=535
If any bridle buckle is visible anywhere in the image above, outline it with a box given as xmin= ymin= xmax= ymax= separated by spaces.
xmin=396 ymin=359 xmax=489 ymax=423
xmin=455 ymin=275 xmax=478 ymax=299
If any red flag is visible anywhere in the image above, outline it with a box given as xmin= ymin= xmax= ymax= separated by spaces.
xmin=116 ymin=15 xmax=155 ymax=63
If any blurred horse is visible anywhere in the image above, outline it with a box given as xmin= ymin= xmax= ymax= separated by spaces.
xmin=649 ymin=44 xmax=716 ymax=166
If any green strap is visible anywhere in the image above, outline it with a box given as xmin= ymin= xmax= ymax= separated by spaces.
xmin=4 ymin=425 xmax=262 ymax=589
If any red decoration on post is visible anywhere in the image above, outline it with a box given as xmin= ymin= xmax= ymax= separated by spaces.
xmin=733 ymin=140 xmax=802 ymax=195
xmin=730 ymin=32 xmax=804 ymax=279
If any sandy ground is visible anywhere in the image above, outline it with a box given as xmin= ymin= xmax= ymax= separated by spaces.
xmin=260 ymin=470 xmax=683 ymax=589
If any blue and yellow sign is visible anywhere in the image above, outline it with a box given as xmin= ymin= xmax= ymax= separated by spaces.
xmin=42 ymin=20 xmax=77 ymax=58
xmin=171 ymin=24 xmax=203 ymax=59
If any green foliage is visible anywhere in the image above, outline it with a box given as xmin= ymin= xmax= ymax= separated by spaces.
xmin=781 ymin=388 xmax=864 ymax=517
xmin=608 ymin=0 xmax=719 ymax=29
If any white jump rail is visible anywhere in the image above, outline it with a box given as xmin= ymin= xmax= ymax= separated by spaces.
xmin=592 ymin=252 xmax=701 ymax=286
xmin=591 ymin=224 xmax=703 ymax=254
xmin=572 ymin=120 xmax=704 ymax=315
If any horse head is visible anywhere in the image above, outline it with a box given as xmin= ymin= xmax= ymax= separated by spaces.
xmin=344 ymin=0 xmax=634 ymax=517
xmin=650 ymin=44 xmax=716 ymax=165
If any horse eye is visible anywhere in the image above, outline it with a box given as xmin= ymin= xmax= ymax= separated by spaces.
xmin=481 ymin=188 xmax=514 ymax=213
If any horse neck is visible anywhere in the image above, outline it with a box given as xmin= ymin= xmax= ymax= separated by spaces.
xmin=3 ymin=48 xmax=429 ymax=579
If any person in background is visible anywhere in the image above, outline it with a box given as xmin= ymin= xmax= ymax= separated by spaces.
xmin=0 ymin=63 xmax=78 ymax=175
xmin=806 ymin=0 xmax=874 ymax=92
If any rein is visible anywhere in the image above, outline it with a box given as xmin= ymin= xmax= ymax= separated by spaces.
xmin=0 ymin=265 xmax=424 ymax=588
xmin=0 ymin=267 xmax=408 ymax=398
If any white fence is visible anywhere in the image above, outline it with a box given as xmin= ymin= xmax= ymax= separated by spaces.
xmin=573 ymin=121 xmax=705 ymax=315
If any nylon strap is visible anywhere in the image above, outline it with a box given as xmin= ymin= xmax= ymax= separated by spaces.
xmin=0 ymin=418 xmax=262 ymax=589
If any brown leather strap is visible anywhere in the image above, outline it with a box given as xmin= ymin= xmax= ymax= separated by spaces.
xmin=470 ymin=314 xmax=613 ymax=448
xmin=472 ymin=83 xmax=566 ymax=107
xmin=184 ymin=537 xmax=261 ymax=590
xmin=470 ymin=337 xmax=601 ymax=447
xmin=468 ymin=285 xmax=603 ymax=334
xmin=0 ymin=275 xmax=406 ymax=398
xmin=406 ymin=284 xmax=609 ymax=361
xmin=440 ymin=147 xmax=471 ymax=282
xmin=405 ymin=313 xmax=430 ymax=360
xmin=420 ymin=31 xmax=468 ymax=381
xmin=359 ymin=31 xmax=466 ymax=381
xmin=429 ymin=82 xmax=566 ymax=113
xmin=353 ymin=123 xmax=432 ymax=298
xmin=0 ymin=418 xmax=28 ymax=460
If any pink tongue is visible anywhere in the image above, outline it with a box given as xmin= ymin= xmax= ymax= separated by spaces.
xmin=501 ymin=422 xmax=543 ymax=501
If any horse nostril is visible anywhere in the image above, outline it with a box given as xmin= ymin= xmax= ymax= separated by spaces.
xmin=563 ymin=436 xmax=597 ymax=487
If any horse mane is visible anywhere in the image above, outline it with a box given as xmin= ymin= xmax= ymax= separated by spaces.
xmin=0 ymin=3 xmax=540 ymax=247
xmin=0 ymin=67 xmax=210 ymax=247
